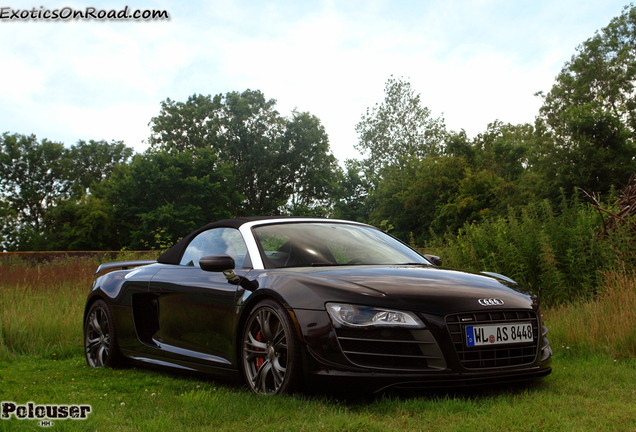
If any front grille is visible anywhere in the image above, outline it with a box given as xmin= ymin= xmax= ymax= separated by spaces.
xmin=334 ymin=326 xmax=446 ymax=371
xmin=446 ymin=310 xmax=539 ymax=369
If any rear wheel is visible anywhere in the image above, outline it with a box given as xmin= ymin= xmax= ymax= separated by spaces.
xmin=84 ymin=300 xmax=123 ymax=368
xmin=241 ymin=299 xmax=302 ymax=395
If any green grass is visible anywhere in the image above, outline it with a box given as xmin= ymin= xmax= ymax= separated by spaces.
xmin=0 ymin=355 xmax=635 ymax=431
xmin=1 ymin=257 xmax=636 ymax=431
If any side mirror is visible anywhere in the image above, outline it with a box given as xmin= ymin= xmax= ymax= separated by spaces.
xmin=199 ymin=255 xmax=235 ymax=272
xmin=424 ymin=254 xmax=442 ymax=267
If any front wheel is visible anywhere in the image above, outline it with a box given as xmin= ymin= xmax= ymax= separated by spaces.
xmin=241 ymin=299 xmax=302 ymax=395
xmin=84 ymin=300 xmax=124 ymax=368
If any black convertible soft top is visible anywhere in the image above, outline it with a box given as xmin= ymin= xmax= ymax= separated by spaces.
xmin=156 ymin=216 xmax=298 ymax=265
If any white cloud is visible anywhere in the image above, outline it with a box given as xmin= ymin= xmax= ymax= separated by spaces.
xmin=0 ymin=0 xmax=630 ymax=161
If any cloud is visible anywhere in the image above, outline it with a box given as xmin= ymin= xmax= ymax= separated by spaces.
xmin=0 ymin=0 xmax=630 ymax=161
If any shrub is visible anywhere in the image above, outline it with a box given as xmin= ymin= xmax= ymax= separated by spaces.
xmin=426 ymin=198 xmax=632 ymax=305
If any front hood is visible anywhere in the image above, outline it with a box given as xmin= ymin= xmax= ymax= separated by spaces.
xmin=265 ymin=265 xmax=537 ymax=314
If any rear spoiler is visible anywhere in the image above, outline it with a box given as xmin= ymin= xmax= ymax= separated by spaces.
xmin=95 ymin=260 xmax=157 ymax=275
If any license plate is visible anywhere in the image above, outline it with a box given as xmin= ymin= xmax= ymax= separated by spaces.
xmin=465 ymin=323 xmax=533 ymax=347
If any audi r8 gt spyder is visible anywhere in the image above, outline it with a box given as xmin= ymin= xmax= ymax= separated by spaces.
xmin=83 ymin=217 xmax=552 ymax=395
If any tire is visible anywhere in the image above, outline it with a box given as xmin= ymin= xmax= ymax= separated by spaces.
xmin=241 ymin=299 xmax=303 ymax=395
xmin=84 ymin=299 xmax=124 ymax=368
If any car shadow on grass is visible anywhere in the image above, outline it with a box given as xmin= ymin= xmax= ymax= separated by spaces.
xmin=120 ymin=357 xmax=549 ymax=406
xmin=302 ymin=378 xmax=550 ymax=406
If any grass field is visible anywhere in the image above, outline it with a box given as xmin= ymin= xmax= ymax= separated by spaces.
xmin=0 ymin=355 xmax=634 ymax=431
xmin=1 ymin=258 xmax=635 ymax=431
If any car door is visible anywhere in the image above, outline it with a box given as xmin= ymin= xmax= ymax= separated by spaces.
xmin=149 ymin=227 xmax=252 ymax=369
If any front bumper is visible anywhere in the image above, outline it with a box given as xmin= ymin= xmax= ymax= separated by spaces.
xmin=293 ymin=308 xmax=553 ymax=392
xmin=304 ymin=363 xmax=552 ymax=393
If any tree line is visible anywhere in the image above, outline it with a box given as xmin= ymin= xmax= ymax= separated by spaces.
xmin=1 ymin=5 xmax=635 ymax=253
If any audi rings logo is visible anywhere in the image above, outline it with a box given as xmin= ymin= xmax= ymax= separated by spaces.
xmin=478 ymin=298 xmax=504 ymax=306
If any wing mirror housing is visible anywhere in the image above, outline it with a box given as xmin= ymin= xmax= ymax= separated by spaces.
xmin=199 ymin=255 xmax=235 ymax=272
xmin=199 ymin=255 xmax=258 ymax=292
xmin=424 ymin=254 xmax=442 ymax=267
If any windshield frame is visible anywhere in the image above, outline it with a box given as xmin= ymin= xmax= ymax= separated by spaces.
xmin=248 ymin=221 xmax=430 ymax=269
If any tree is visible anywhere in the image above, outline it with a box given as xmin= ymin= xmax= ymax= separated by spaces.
xmin=149 ymin=90 xmax=340 ymax=216
xmin=332 ymin=159 xmax=371 ymax=222
xmin=536 ymin=5 xmax=636 ymax=197
xmin=434 ymin=168 xmax=507 ymax=234
xmin=282 ymin=111 xmax=340 ymax=214
xmin=355 ymin=76 xmax=448 ymax=180
xmin=0 ymin=133 xmax=68 ymax=250
xmin=367 ymin=156 xmax=469 ymax=243
xmin=0 ymin=133 xmax=136 ymax=250
xmin=67 ymin=139 xmax=133 ymax=198
xmin=46 ymin=194 xmax=118 ymax=251
xmin=471 ymin=121 xmax=532 ymax=182
xmin=444 ymin=130 xmax=475 ymax=162
xmin=148 ymin=94 xmax=223 ymax=154
xmin=102 ymin=148 xmax=240 ymax=249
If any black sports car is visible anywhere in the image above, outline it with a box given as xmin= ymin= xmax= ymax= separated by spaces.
xmin=83 ymin=217 xmax=552 ymax=394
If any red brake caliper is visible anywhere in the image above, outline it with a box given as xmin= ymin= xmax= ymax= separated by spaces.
xmin=255 ymin=330 xmax=265 ymax=369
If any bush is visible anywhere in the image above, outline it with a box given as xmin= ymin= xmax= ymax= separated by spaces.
xmin=426 ymin=198 xmax=632 ymax=305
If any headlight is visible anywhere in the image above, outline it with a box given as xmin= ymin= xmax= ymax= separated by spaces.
xmin=326 ymin=303 xmax=425 ymax=328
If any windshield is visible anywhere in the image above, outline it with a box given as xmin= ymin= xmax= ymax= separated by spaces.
xmin=252 ymin=222 xmax=429 ymax=269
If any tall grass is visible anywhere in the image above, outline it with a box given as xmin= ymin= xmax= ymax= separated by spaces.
xmin=546 ymin=267 xmax=636 ymax=358
xmin=0 ymin=258 xmax=95 ymax=361
xmin=1 ymin=253 xmax=634 ymax=363
xmin=0 ymin=252 xmax=157 ymax=361
xmin=425 ymin=198 xmax=632 ymax=306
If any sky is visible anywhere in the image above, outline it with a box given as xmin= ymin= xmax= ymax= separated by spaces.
xmin=0 ymin=0 xmax=631 ymax=163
